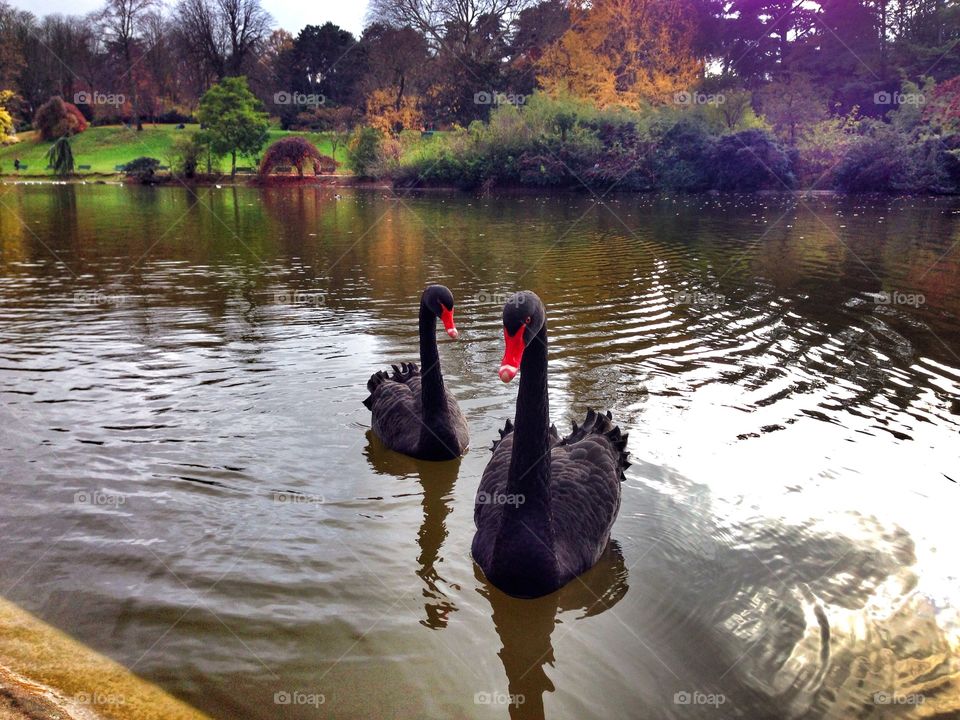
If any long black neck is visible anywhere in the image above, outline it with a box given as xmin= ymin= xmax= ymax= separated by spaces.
xmin=506 ymin=324 xmax=551 ymax=499
xmin=418 ymin=302 xmax=446 ymax=418
xmin=491 ymin=321 xmax=558 ymax=596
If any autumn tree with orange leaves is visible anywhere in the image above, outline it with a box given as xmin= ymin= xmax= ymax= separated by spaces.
xmin=537 ymin=0 xmax=702 ymax=109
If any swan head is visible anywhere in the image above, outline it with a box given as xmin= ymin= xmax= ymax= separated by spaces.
xmin=499 ymin=290 xmax=544 ymax=383
xmin=422 ymin=284 xmax=459 ymax=339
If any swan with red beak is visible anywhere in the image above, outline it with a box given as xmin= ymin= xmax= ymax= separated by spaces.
xmin=473 ymin=290 xmax=630 ymax=598
xmin=363 ymin=285 xmax=468 ymax=460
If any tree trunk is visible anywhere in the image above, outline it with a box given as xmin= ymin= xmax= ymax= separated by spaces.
xmin=125 ymin=43 xmax=142 ymax=132
xmin=231 ymin=150 xmax=237 ymax=178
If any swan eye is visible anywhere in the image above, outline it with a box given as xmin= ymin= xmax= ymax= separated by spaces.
xmin=524 ymin=317 xmax=532 ymax=325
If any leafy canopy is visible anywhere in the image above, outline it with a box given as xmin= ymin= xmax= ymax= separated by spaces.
xmin=197 ymin=76 xmax=269 ymax=171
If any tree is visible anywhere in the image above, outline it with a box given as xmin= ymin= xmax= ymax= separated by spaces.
xmin=924 ymin=75 xmax=960 ymax=136
xmin=368 ymin=0 xmax=535 ymax=53
xmin=196 ymin=75 xmax=269 ymax=176
xmin=0 ymin=2 xmax=25 ymax=90
xmin=46 ymin=136 xmax=74 ymax=175
xmin=259 ymin=136 xmax=337 ymax=176
xmin=100 ymin=0 xmax=157 ymax=131
xmin=175 ymin=0 xmax=271 ymax=79
xmin=347 ymin=126 xmax=382 ymax=177
xmin=720 ymin=0 xmax=815 ymax=81
xmin=0 ymin=89 xmax=15 ymax=138
xmin=756 ymin=73 xmax=826 ymax=144
xmin=368 ymin=0 xmax=532 ymax=123
xmin=506 ymin=0 xmax=571 ymax=95
xmin=34 ymin=96 xmax=88 ymax=140
xmin=358 ymin=24 xmax=430 ymax=113
xmin=284 ymin=23 xmax=359 ymax=103
xmin=365 ymin=87 xmax=423 ymax=134
xmin=538 ymin=0 xmax=703 ymax=109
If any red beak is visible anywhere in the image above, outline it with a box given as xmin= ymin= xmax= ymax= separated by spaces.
xmin=499 ymin=326 xmax=525 ymax=383
xmin=440 ymin=304 xmax=458 ymax=339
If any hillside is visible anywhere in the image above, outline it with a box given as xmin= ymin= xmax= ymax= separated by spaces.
xmin=0 ymin=124 xmax=341 ymax=176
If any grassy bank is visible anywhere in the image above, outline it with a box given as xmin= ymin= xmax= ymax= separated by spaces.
xmin=0 ymin=596 xmax=211 ymax=720
xmin=0 ymin=124 xmax=342 ymax=176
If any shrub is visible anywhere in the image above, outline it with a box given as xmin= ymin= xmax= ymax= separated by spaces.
xmin=923 ymin=75 xmax=960 ymax=135
xmin=34 ymin=97 xmax=88 ymax=140
xmin=902 ymin=137 xmax=960 ymax=193
xmin=653 ymin=119 xmax=714 ymax=191
xmin=122 ymin=157 xmax=161 ymax=183
xmin=794 ymin=110 xmax=865 ymax=188
xmin=260 ymin=136 xmax=338 ymax=176
xmin=170 ymin=135 xmax=208 ymax=178
xmin=831 ymin=135 xmax=907 ymax=192
xmin=347 ymin=127 xmax=383 ymax=178
xmin=711 ymin=129 xmax=795 ymax=191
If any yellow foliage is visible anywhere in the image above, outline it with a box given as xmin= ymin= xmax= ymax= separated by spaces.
xmin=365 ymin=88 xmax=424 ymax=135
xmin=537 ymin=0 xmax=703 ymax=110
xmin=0 ymin=89 xmax=16 ymax=138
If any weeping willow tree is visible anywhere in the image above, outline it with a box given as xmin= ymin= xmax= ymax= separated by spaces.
xmin=46 ymin=136 xmax=74 ymax=176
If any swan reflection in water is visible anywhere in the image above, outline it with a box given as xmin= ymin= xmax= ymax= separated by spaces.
xmin=476 ymin=542 xmax=630 ymax=719
xmin=364 ymin=430 xmax=461 ymax=629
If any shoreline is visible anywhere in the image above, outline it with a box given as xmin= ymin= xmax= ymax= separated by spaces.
xmin=0 ymin=597 xmax=210 ymax=720
xmin=2 ymin=175 xmax=958 ymax=197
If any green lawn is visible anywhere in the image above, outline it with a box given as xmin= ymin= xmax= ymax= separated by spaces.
xmin=0 ymin=124 xmax=344 ymax=176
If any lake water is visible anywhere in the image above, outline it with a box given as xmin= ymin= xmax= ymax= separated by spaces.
xmin=0 ymin=185 xmax=958 ymax=719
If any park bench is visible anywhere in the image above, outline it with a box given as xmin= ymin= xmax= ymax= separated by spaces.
xmin=78 ymin=165 xmax=91 ymax=170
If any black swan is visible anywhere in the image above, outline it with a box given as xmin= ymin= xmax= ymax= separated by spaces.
xmin=472 ymin=291 xmax=629 ymax=598
xmin=363 ymin=285 xmax=469 ymax=460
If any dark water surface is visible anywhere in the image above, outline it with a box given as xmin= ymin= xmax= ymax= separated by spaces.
xmin=1 ymin=185 xmax=958 ymax=719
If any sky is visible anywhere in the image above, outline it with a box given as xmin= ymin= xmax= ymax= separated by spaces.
xmin=7 ymin=0 xmax=371 ymax=35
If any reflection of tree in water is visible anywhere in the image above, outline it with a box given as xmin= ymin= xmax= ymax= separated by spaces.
xmin=476 ymin=542 xmax=629 ymax=720
xmin=363 ymin=431 xmax=460 ymax=629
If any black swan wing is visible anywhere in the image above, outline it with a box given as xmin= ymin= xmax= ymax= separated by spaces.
xmin=471 ymin=422 xmax=514 ymax=569
xmin=445 ymin=393 xmax=470 ymax=453
xmin=365 ymin=363 xmax=423 ymax=456
xmin=550 ymin=410 xmax=628 ymax=582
